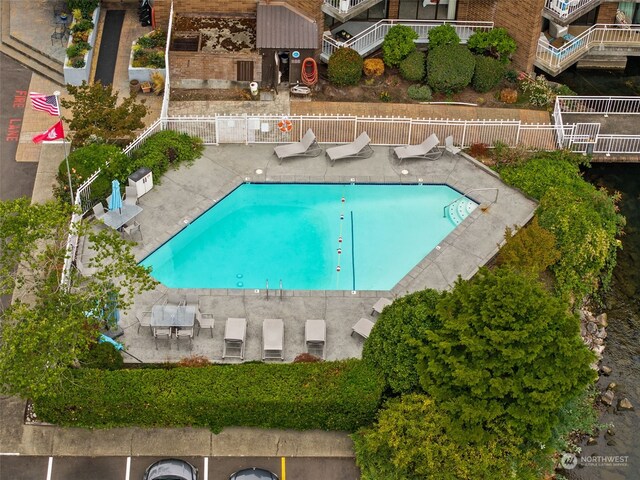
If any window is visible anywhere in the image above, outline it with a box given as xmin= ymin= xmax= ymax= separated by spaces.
xmin=571 ymin=6 xmax=598 ymax=26
xmin=237 ymin=61 xmax=254 ymax=82
xmin=399 ymin=0 xmax=450 ymax=20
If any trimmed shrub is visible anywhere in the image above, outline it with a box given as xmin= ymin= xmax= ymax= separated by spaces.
xmin=467 ymin=28 xmax=517 ymax=63
xmin=427 ymin=44 xmax=475 ymax=93
xmin=328 ymin=48 xmax=363 ymax=86
xmin=130 ymin=130 xmax=204 ymax=180
xmin=472 ymin=55 xmax=505 ymax=93
xmin=427 ymin=24 xmax=460 ymax=48
xmin=500 ymin=87 xmax=518 ymax=103
xmin=399 ymin=51 xmax=426 ymax=82
xmin=407 ymin=84 xmax=433 ymax=101
xmin=382 ymin=25 xmax=418 ymax=67
xmin=33 ymin=360 xmax=384 ymax=432
xmin=363 ymin=58 xmax=385 ymax=77
xmin=78 ymin=343 xmax=123 ymax=370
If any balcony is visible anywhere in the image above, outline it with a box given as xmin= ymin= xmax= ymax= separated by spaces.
xmin=322 ymin=0 xmax=385 ymax=23
xmin=543 ymin=0 xmax=603 ymax=26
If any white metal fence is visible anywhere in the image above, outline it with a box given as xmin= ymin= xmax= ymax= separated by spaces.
xmin=555 ymin=96 xmax=640 ymax=115
xmin=544 ymin=0 xmax=600 ymax=20
xmin=322 ymin=19 xmax=493 ymax=59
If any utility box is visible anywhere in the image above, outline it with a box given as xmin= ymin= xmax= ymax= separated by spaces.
xmin=128 ymin=167 xmax=153 ymax=198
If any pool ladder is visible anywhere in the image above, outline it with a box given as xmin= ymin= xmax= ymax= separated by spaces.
xmin=265 ymin=279 xmax=284 ymax=300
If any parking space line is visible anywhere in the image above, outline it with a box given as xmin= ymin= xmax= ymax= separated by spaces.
xmin=125 ymin=456 xmax=131 ymax=480
xmin=203 ymin=457 xmax=208 ymax=480
xmin=0 ymin=452 xmax=20 ymax=455
xmin=281 ymin=457 xmax=286 ymax=480
xmin=46 ymin=456 xmax=53 ymax=480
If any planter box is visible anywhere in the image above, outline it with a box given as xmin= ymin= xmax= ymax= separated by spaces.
xmin=128 ymin=41 xmax=166 ymax=83
xmin=63 ymin=6 xmax=100 ymax=86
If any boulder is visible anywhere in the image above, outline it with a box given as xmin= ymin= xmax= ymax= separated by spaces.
xmin=596 ymin=327 xmax=607 ymax=339
xmin=595 ymin=313 xmax=608 ymax=327
xmin=607 ymin=439 xmax=617 ymax=446
xmin=601 ymin=365 xmax=612 ymax=376
xmin=587 ymin=436 xmax=598 ymax=446
xmin=607 ymin=382 xmax=617 ymax=391
xmin=586 ymin=322 xmax=598 ymax=334
xmin=618 ymin=398 xmax=634 ymax=411
xmin=601 ymin=390 xmax=615 ymax=406
xmin=593 ymin=337 xmax=604 ymax=346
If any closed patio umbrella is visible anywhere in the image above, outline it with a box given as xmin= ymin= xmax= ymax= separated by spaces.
xmin=109 ymin=179 xmax=122 ymax=213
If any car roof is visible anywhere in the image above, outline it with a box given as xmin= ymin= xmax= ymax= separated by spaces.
xmin=144 ymin=459 xmax=197 ymax=480
xmin=229 ymin=467 xmax=278 ymax=480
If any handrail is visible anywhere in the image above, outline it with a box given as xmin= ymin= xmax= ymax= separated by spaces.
xmin=443 ymin=188 xmax=499 ymax=219
xmin=279 ymin=279 xmax=283 ymax=300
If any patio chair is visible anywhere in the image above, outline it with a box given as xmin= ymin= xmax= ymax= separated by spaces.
xmin=223 ymin=317 xmax=247 ymax=359
xmin=445 ymin=136 xmax=462 ymax=155
xmin=123 ymin=221 xmax=142 ymax=240
xmin=371 ymin=297 xmax=393 ymax=316
xmin=176 ymin=326 xmax=194 ymax=350
xmin=153 ymin=326 xmax=172 ymax=349
xmin=273 ymin=128 xmax=322 ymax=164
xmin=92 ymin=203 xmax=106 ymax=221
xmin=124 ymin=186 xmax=138 ymax=205
xmin=393 ymin=133 xmax=442 ymax=163
xmin=136 ymin=310 xmax=152 ymax=334
xmin=351 ymin=318 xmax=375 ymax=340
xmin=166 ymin=291 xmax=185 ymax=306
xmin=305 ymin=319 xmax=326 ymax=359
xmin=263 ymin=318 xmax=284 ymax=360
xmin=326 ymin=132 xmax=373 ymax=166
xmin=197 ymin=297 xmax=215 ymax=337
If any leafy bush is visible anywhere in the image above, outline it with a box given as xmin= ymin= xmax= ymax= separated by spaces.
xmin=363 ymin=290 xmax=440 ymax=394
xmin=131 ymin=130 xmax=204 ymax=179
xmin=67 ymin=0 xmax=99 ymax=19
xmin=136 ymin=30 xmax=167 ymax=49
xmin=467 ymin=28 xmax=517 ymax=63
xmin=407 ymin=84 xmax=432 ymax=101
xmin=472 ymin=55 xmax=505 ymax=92
xmin=555 ymin=84 xmax=577 ymax=96
xmin=427 ymin=24 xmax=460 ymax=48
xmin=500 ymin=87 xmax=518 ymax=103
xmin=519 ymin=72 xmax=555 ymax=107
xmin=78 ymin=343 xmax=123 ymax=370
xmin=427 ymin=44 xmax=475 ymax=93
xmin=328 ymin=48 xmax=363 ymax=86
xmin=66 ymin=41 xmax=91 ymax=60
xmin=399 ymin=50 xmax=426 ymax=82
xmin=382 ymin=25 xmax=418 ymax=67
xmin=363 ymin=58 xmax=384 ymax=77
xmin=33 ymin=360 xmax=384 ymax=432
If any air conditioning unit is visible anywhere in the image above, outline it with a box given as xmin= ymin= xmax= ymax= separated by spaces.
xmin=549 ymin=21 xmax=569 ymax=39
xmin=339 ymin=0 xmax=349 ymax=13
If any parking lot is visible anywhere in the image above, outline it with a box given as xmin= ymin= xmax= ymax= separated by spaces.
xmin=0 ymin=455 xmax=360 ymax=480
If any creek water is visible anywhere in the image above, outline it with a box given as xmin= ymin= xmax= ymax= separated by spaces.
xmin=552 ymin=62 xmax=639 ymax=479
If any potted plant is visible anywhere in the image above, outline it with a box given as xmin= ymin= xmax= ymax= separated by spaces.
xmin=129 ymin=79 xmax=140 ymax=94
xmin=140 ymin=81 xmax=152 ymax=93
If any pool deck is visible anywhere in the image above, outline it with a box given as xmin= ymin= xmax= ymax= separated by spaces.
xmin=96 ymin=144 xmax=536 ymax=363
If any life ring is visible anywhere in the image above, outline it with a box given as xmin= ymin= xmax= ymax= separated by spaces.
xmin=278 ymin=118 xmax=293 ymax=133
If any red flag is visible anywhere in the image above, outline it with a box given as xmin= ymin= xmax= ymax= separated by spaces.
xmin=32 ymin=121 xmax=64 ymax=143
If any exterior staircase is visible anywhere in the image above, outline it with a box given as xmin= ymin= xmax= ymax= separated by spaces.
xmin=0 ymin=0 xmax=65 ymax=85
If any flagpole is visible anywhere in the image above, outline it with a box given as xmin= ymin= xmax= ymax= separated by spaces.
xmin=53 ymin=90 xmax=74 ymax=205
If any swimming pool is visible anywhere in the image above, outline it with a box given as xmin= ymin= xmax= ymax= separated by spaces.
xmin=141 ymin=183 xmax=476 ymax=290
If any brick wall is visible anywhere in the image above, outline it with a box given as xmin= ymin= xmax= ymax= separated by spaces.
xmin=388 ymin=0 xmax=399 ymax=18
xmin=171 ymin=51 xmax=262 ymax=83
xmin=456 ymin=0 xmax=497 ymax=20
xmin=597 ymin=2 xmax=619 ymax=23
xmin=494 ymin=0 xmax=546 ymax=72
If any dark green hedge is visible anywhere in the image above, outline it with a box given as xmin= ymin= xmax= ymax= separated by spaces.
xmin=427 ymin=44 xmax=475 ymax=93
xmin=399 ymin=51 xmax=426 ymax=82
xmin=33 ymin=359 xmax=384 ymax=432
xmin=472 ymin=55 xmax=505 ymax=93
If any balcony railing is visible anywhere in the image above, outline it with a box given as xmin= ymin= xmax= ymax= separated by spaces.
xmin=321 ymin=19 xmax=494 ymax=61
xmin=322 ymin=0 xmax=384 ymax=22
xmin=535 ymin=23 xmax=640 ymax=75
xmin=544 ymin=0 xmax=602 ymax=24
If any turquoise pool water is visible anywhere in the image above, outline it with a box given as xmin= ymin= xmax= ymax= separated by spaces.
xmin=141 ymin=183 xmax=475 ymax=290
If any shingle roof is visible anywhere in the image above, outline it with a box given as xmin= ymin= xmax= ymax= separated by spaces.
xmin=256 ymin=2 xmax=318 ymax=49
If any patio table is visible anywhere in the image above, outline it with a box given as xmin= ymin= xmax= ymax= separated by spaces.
xmin=102 ymin=204 xmax=143 ymax=230
xmin=151 ymin=305 xmax=196 ymax=328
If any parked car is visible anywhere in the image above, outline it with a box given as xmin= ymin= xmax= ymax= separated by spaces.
xmin=229 ymin=467 xmax=279 ymax=480
xmin=143 ymin=459 xmax=198 ymax=480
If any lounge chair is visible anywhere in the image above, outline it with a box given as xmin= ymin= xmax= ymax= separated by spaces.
xmin=305 ymin=319 xmax=326 ymax=359
xmin=326 ymin=132 xmax=373 ymax=166
xmin=263 ymin=318 xmax=284 ymax=360
xmin=223 ymin=317 xmax=247 ymax=359
xmin=274 ymin=128 xmax=322 ymax=164
xmin=352 ymin=318 xmax=374 ymax=339
xmin=445 ymin=136 xmax=462 ymax=155
xmin=371 ymin=297 xmax=393 ymax=316
xmin=393 ymin=133 xmax=442 ymax=163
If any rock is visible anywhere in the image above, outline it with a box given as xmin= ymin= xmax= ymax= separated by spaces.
xmin=607 ymin=439 xmax=617 ymax=446
xmin=596 ymin=313 xmax=608 ymax=327
xmin=618 ymin=398 xmax=634 ymax=411
xmin=582 ymin=309 xmax=596 ymax=323
xmin=607 ymin=382 xmax=617 ymax=391
xmin=593 ymin=337 xmax=604 ymax=346
xmin=601 ymin=365 xmax=612 ymax=376
xmin=592 ymin=344 xmax=605 ymax=357
xmin=587 ymin=437 xmax=598 ymax=446
xmin=596 ymin=327 xmax=607 ymax=339
xmin=586 ymin=322 xmax=598 ymax=334
xmin=590 ymin=362 xmax=600 ymax=371
xmin=601 ymin=390 xmax=615 ymax=406
xmin=580 ymin=323 xmax=587 ymax=337
xmin=606 ymin=428 xmax=615 ymax=436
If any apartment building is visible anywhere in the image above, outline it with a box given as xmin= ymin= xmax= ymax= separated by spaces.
xmin=153 ymin=0 xmax=640 ymax=87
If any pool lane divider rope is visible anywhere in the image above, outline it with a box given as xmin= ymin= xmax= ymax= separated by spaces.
xmin=351 ymin=210 xmax=356 ymax=291
xmin=336 ymin=192 xmax=347 ymax=289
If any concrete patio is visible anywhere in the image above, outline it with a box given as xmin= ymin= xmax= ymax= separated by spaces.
xmin=86 ymin=143 xmax=537 ymax=364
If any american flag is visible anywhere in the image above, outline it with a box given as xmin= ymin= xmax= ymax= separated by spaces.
xmin=29 ymin=92 xmax=60 ymax=116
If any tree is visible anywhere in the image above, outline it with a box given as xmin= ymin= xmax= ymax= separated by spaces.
xmin=353 ymin=394 xmax=544 ymax=480
xmin=363 ymin=289 xmax=441 ymax=394
xmin=417 ymin=267 xmax=596 ymax=444
xmin=60 ymin=81 xmax=148 ymax=147
xmin=382 ymin=25 xmax=418 ymax=67
xmin=0 ymin=198 xmax=156 ymax=399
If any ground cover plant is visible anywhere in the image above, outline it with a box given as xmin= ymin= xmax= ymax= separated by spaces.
xmin=32 ymin=359 xmax=384 ymax=432
xmin=131 ymin=30 xmax=167 ymax=69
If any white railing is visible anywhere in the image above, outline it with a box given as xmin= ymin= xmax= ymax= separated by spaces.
xmin=536 ymin=23 xmax=640 ymax=73
xmin=544 ymin=0 xmax=599 ymax=20
xmin=161 ymin=1 xmax=173 ymax=119
xmin=122 ymin=118 xmax=165 ymax=156
xmin=553 ymin=98 xmax=565 ymax=147
xmin=324 ymin=0 xmax=372 ymax=13
xmin=322 ymin=19 xmax=493 ymax=59
xmin=60 ymin=190 xmax=83 ymax=288
xmin=555 ymin=95 xmax=640 ymax=115
xmin=593 ymin=135 xmax=640 ymax=155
